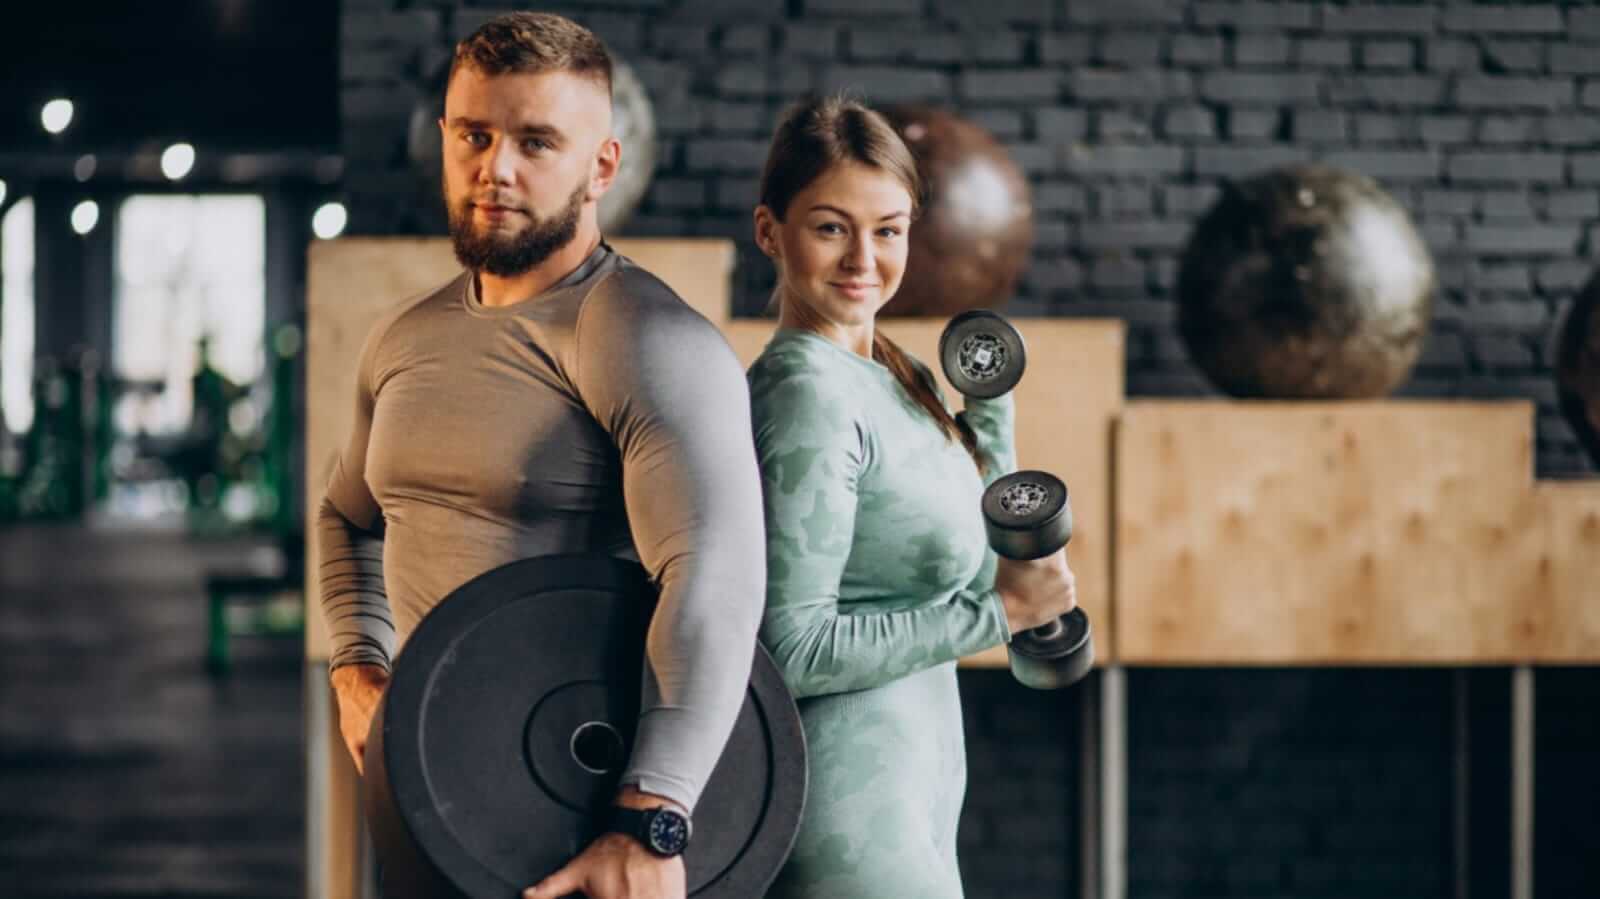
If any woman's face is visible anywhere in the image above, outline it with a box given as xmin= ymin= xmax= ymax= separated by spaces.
xmin=756 ymin=161 xmax=914 ymax=332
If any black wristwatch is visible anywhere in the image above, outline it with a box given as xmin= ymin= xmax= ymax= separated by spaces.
xmin=609 ymin=805 xmax=692 ymax=857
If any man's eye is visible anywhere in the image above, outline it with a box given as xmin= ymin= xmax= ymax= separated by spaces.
xmin=523 ymin=138 xmax=550 ymax=153
xmin=464 ymin=132 xmax=490 ymax=148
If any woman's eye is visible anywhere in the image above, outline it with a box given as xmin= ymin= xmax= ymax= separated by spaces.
xmin=817 ymin=222 xmax=845 ymax=235
xmin=877 ymin=227 xmax=902 ymax=238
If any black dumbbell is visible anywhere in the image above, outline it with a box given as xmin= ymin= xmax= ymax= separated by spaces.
xmin=939 ymin=310 xmax=1027 ymax=400
xmin=940 ymin=311 xmax=1094 ymax=690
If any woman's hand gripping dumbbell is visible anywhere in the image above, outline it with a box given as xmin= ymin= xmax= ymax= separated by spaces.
xmin=939 ymin=310 xmax=1095 ymax=690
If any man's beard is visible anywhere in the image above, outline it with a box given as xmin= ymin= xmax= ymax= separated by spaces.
xmin=447 ymin=177 xmax=587 ymax=277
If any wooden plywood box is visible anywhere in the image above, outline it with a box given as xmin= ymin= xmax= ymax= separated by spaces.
xmin=726 ymin=318 xmax=1126 ymax=669
xmin=1115 ymin=400 xmax=1600 ymax=664
xmin=302 ymin=237 xmax=738 ymax=899
xmin=1521 ymin=480 xmax=1600 ymax=661
xmin=306 ymin=237 xmax=1125 ymax=669
xmin=303 ymin=237 xmax=736 ymax=660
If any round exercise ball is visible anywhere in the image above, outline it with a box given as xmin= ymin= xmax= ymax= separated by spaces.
xmin=408 ymin=58 xmax=657 ymax=235
xmin=1555 ymin=269 xmax=1600 ymax=467
xmin=1176 ymin=164 xmax=1435 ymax=398
xmin=880 ymin=105 xmax=1034 ymax=318
xmin=598 ymin=59 xmax=657 ymax=234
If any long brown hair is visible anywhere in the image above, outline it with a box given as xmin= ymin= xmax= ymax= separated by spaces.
xmin=759 ymin=95 xmax=984 ymax=472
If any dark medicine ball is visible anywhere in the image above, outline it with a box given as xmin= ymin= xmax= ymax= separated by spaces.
xmin=1556 ymin=269 xmax=1600 ymax=468
xmin=1177 ymin=164 xmax=1436 ymax=398
xmin=879 ymin=105 xmax=1034 ymax=318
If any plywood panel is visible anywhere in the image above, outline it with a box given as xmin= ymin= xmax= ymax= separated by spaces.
xmin=1112 ymin=400 xmax=1600 ymax=664
xmin=1525 ymin=480 xmax=1600 ymax=661
xmin=304 ymin=237 xmax=735 ymax=660
xmin=728 ymin=318 xmax=1126 ymax=668
xmin=304 ymin=236 xmax=1124 ymax=671
xmin=302 ymin=237 xmax=737 ymax=899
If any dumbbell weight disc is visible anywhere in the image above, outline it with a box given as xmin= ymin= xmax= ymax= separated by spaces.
xmin=939 ymin=310 xmax=1027 ymax=400
xmin=982 ymin=470 xmax=1071 ymax=561
xmin=1009 ymin=608 xmax=1094 ymax=690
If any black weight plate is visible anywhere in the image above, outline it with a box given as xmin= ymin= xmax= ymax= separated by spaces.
xmin=939 ymin=309 xmax=1027 ymax=400
xmin=982 ymin=470 xmax=1072 ymax=560
xmin=365 ymin=554 xmax=806 ymax=899
xmin=1009 ymin=609 xmax=1094 ymax=691
xmin=1013 ymin=607 xmax=1091 ymax=660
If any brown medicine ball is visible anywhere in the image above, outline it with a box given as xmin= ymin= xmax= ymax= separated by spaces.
xmin=880 ymin=105 xmax=1035 ymax=318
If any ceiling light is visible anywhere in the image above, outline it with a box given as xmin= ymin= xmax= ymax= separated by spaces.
xmin=41 ymin=98 xmax=74 ymax=134
xmin=71 ymin=200 xmax=99 ymax=235
xmin=161 ymin=143 xmax=196 ymax=180
xmin=312 ymin=202 xmax=348 ymax=240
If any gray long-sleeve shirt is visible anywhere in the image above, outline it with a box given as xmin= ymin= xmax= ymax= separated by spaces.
xmin=316 ymin=242 xmax=766 ymax=811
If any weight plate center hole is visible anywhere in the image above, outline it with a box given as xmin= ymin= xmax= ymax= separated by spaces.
xmin=958 ymin=333 xmax=1007 ymax=382
xmin=999 ymin=482 xmax=1049 ymax=517
xmin=570 ymin=721 xmax=626 ymax=775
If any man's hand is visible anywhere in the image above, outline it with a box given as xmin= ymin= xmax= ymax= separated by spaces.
xmin=521 ymin=832 xmax=685 ymax=899
xmin=524 ymin=787 xmax=688 ymax=899
xmin=330 ymin=663 xmax=390 ymax=776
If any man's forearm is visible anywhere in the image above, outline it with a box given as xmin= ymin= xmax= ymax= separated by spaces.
xmin=614 ymin=784 xmax=686 ymax=815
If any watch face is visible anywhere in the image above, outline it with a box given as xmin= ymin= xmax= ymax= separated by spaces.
xmin=647 ymin=809 xmax=690 ymax=856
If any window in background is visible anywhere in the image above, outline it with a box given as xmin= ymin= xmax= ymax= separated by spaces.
xmin=2 ymin=197 xmax=35 ymax=433
xmin=113 ymin=195 xmax=265 ymax=435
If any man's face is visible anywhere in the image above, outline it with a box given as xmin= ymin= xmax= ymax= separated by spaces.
xmin=439 ymin=66 xmax=617 ymax=276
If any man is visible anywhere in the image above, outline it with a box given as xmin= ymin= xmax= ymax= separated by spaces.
xmin=316 ymin=13 xmax=766 ymax=899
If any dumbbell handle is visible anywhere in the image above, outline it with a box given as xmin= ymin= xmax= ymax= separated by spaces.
xmin=1027 ymin=615 xmax=1066 ymax=642
xmin=985 ymin=471 xmax=1094 ymax=690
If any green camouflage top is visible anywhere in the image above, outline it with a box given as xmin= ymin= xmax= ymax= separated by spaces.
xmin=748 ymin=328 xmax=1015 ymax=899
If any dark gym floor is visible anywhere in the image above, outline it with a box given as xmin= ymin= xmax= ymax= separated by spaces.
xmin=0 ymin=521 xmax=304 ymax=899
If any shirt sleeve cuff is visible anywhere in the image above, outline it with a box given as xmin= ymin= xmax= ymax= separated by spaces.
xmin=983 ymin=588 xmax=1012 ymax=646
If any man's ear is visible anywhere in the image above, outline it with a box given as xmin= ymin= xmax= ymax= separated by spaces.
xmin=588 ymin=137 xmax=621 ymax=202
xmin=753 ymin=205 xmax=780 ymax=259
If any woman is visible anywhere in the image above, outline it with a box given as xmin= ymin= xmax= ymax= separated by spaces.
xmin=747 ymin=96 xmax=1078 ymax=899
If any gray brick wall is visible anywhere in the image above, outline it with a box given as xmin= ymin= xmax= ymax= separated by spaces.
xmin=339 ymin=0 xmax=1598 ymax=479
xmin=339 ymin=6 xmax=1600 ymax=893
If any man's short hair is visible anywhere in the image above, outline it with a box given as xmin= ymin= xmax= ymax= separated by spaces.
xmin=449 ymin=11 xmax=613 ymax=94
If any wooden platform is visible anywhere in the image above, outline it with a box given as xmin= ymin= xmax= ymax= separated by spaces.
xmin=302 ymin=237 xmax=1600 ymax=899
xmin=303 ymin=237 xmax=737 ymax=661
xmin=1116 ymin=401 xmax=1600 ymax=664
xmin=724 ymin=317 xmax=1124 ymax=669
xmin=305 ymin=238 xmax=1124 ymax=670
xmin=307 ymin=236 xmax=1600 ymax=669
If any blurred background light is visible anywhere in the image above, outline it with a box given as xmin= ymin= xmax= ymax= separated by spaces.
xmin=311 ymin=202 xmax=347 ymax=240
xmin=161 ymin=143 xmax=196 ymax=181
xmin=70 ymin=199 xmax=99 ymax=235
xmin=41 ymin=98 xmax=74 ymax=134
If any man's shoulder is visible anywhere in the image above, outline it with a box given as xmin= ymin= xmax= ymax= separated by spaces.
xmin=579 ymin=260 xmax=722 ymax=343
xmin=589 ymin=258 xmax=694 ymax=314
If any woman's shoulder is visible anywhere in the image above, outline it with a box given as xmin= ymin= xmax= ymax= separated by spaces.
xmin=749 ymin=332 xmax=852 ymax=392
xmin=748 ymin=333 xmax=873 ymax=426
